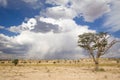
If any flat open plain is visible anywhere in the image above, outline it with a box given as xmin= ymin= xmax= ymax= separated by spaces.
xmin=0 ymin=59 xmax=120 ymax=80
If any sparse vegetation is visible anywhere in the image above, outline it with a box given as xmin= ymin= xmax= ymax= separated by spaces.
xmin=38 ymin=61 xmax=41 ymax=63
xmin=116 ymin=60 xmax=119 ymax=63
xmin=53 ymin=61 xmax=56 ymax=64
xmin=97 ymin=68 xmax=105 ymax=72
xmin=23 ymin=61 xmax=27 ymax=64
xmin=1 ymin=61 xmax=5 ymax=64
xmin=0 ymin=60 xmax=119 ymax=80
xmin=12 ymin=59 xmax=19 ymax=66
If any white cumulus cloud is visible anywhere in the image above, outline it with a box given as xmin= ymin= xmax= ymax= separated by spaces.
xmin=71 ymin=0 xmax=110 ymax=22
xmin=104 ymin=0 xmax=120 ymax=32
xmin=46 ymin=0 xmax=69 ymax=6
xmin=22 ymin=0 xmax=44 ymax=9
xmin=0 ymin=0 xmax=119 ymax=59
xmin=41 ymin=6 xmax=76 ymax=19
xmin=9 ymin=18 xmax=37 ymax=33
xmin=44 ymin=0 xmax=111 ymax=22
xmin=1 ymin=17 xmax=95 ymax=59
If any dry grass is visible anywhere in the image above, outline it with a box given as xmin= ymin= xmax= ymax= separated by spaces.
xmin=0 ymin=58 xmax=120 ymax=80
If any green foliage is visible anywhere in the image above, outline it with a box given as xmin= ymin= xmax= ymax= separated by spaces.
xmin=78 ymin=32 xmax=116 ymax=57
xmin=12 ymin=59 xmax=19 ymax=66
xmin=78 ymin=32 xmax=117 ymax=70
xmin=78 ymin=33 xmax=95 ymax=50
xmin=78 ymin=32 xmax=108 ymax=52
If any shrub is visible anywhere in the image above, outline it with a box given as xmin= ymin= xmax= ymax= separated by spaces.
xmin=39 ymin=61 xmax=41 ymax=63
xmin=99 ymin=68 xmax=105 ymax=71
xmin=12 ymin=59 xmax=19 ymax=66
xmin=1 ymin=61 xmax=5 ymax=64
xmin=95 ymin=68 xmax=105 ymax=72
xmin=53 ymin=61 xmax=56 ymax=64
xmin=116 ymin=60 xmax=119 ymax=63
xmin=23 ymin=61 xmax=27 ymax=64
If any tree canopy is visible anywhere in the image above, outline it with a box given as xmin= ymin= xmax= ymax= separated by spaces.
xmin=78 ymin=32 xmax=118 ymax=70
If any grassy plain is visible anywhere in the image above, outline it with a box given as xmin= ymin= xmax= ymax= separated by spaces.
xmin=0 ymin=58 xmax=120 ymax=80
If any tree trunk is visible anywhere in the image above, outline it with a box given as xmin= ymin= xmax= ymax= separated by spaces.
xmin=95 ymin=61 xmax=99 ymax=71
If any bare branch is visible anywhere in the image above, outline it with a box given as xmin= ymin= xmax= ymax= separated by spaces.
xmin=102 ymin=40 xmax=117 ymax=55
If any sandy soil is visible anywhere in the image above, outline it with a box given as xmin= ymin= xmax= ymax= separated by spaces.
xmin=0 ymin=65 xmax=120 ymax=80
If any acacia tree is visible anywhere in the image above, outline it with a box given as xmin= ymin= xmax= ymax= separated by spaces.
xmin=78 ymin=32 xmax=118 ymax=70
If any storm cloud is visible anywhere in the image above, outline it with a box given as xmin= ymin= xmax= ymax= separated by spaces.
xmin=0 ymin=0 xmax=120 ymax=59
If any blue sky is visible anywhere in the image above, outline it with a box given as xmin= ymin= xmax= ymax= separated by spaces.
xmin=0 ymin=0 xmax=120 ymax=59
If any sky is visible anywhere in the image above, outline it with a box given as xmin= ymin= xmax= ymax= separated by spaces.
xmin=0 ymin=0 xmax=120 ymax=59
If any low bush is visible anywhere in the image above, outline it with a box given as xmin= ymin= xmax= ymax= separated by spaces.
xmin=12 ymin=59 xmax=19 ymax=66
